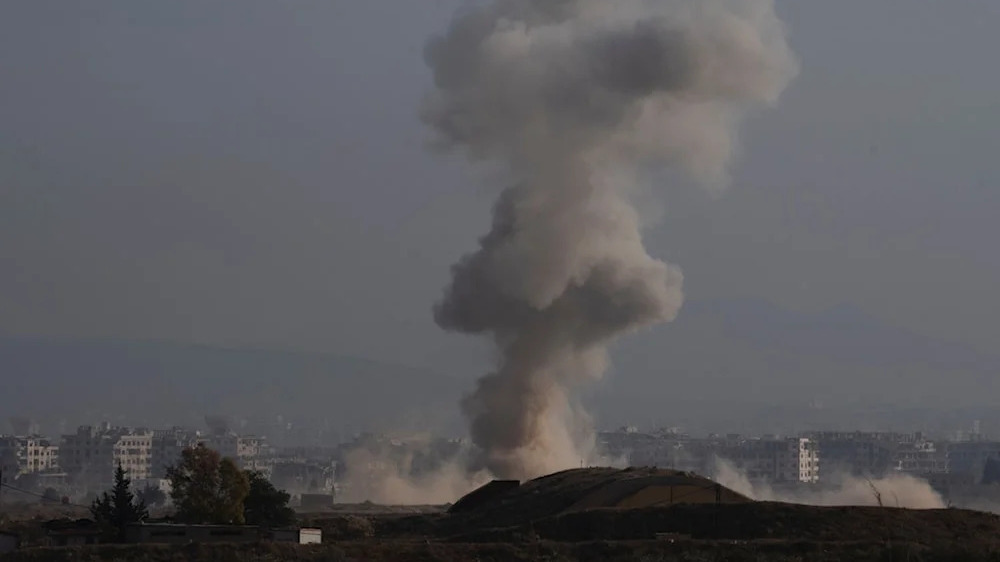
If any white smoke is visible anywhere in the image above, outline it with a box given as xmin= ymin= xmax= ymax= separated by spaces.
xmin=334 ymin=434 xmax=492 ymax=505
xmin=337 ymin=447 xmax=490 ymax=505
xmin=424 ymin=0 xmax=797 ymax=479
xmin=712 ymin=459 xmax=946 ymax=509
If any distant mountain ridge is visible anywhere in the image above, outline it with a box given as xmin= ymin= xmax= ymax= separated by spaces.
xmin=602 ymin=298 xmax=1000 ymax=433
xmin=0 ymin=336 xmax=466 ymax=441
xmin=679 ymin=299 xmax=995 ymax=371
xmin=3 ymin=298 xmax=997 ymax=439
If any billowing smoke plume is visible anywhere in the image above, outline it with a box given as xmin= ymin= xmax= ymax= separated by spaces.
xmin=425 ymin=0 xmax=797 ymax=479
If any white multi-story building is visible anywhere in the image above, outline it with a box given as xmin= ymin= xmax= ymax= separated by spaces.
xmin=114 ymin=431 xmax=154 ymax=480
xmin=0 ymin=435 xmax=59 ymax=477
xmin=722 ymin=437 xmax=819 ymax=483
xmin=23 ymin=437 xmax=59 ymax=474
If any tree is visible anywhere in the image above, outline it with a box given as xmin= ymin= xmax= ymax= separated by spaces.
xmin=91 ymin=464 xmax=149 ymax=542
xmin=166 ymin=444 xmax=250 ymax=524
xmin=243 ymin=470 xmax=295 ymax=528
xmin=137 ymin=484 xmax=167 ymax=508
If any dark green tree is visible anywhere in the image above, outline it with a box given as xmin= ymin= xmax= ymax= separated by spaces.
xmin=243 ymin=470 xmax=295 ymax=528
xmin=90 ymin=464 xmax=149 ymax=542
xmin=166 ymin=444 xmax=250 ymax=524
xmin=137 ymin=484 xmax=167 ymax=508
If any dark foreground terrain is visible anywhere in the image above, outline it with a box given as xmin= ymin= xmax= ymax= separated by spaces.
xmin=8 ymin=469 xmax=1000 ymax=561
xmin=5 ymin=539 xmax=998 ymax=562
xmin=7 ymin=502 xmax=1000 ymax=561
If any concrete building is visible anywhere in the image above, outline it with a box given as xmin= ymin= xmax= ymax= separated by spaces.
xmin=148 ymin=428 xmax=269 ymax=479
xmin=61 ymin=425 xmax=119 ymax=487
xmin=891 ymin=438 xmax=948 ymax=475
xmin=947 ymin=441 xmax=1000 ymax=481
xmin=808 ymin=431 xmax=907 ymax=478
xmin=44 ymin=519 xmax=102 ymax=546
xmin=61 ymin=425 xmax=153 ymax=488
xmin=0 ymin=435 xmax=59 ymax=477
xmin=206 ymin=433 xmax=267 ymax=473
xmin=808 ymin=432 xmax=948 ymax=479
xmin=283 ymin=460 xmax=335 ymax=492
xmin=272 ymin=528 xmax=322 ymax=544
xmin=599 ymin=429 xmax=708 ymax=473
xmin=115 ymin=431 xmax=154 ymax=480
xmin=626 ymin=438 xmax=717 ymax=475
xmin=721 ymin=437 xmax=819 ymax=483
xmin=25 ymin=437 xmax=60 ymax=474
xmin=150 ymin=427 xmax=202 ymax=478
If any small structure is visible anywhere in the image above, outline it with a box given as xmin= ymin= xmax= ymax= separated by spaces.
xmin=44 ymin=519 xmax=102 ymax=546
xmin=51 ymin=530 xmax=102 ymax=546
xmin=272 ymin=527 xmax=322 ymax=544
xmin=0 ymin=531 xmax=20 ymax=554
xmin=125 ymin=523 xmax=260 ymax=544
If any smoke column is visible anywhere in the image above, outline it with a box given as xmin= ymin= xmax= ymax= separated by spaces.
xmin=424 ymin=0 xmax=797 ymax=480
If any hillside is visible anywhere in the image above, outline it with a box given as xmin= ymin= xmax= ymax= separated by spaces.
xmin=3 ymin=298 xmax=999 ymax=438
xmin=599 ymin=299 xmax=1000 ymax=433
xmin=0 ymin=337 xmax=465 ymax=441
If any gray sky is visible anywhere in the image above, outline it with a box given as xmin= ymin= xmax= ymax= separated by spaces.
xmin=2 ymin=0 xmax=998 ymax=377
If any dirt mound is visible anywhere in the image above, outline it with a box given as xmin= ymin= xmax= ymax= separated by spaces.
xmin=449 ymin=480 xmax=520 ymax=513
xmin=448 ymin=467 xmax=749 ymax=529
xmin=372 ymin=468 xmax=1000 ymax=548
xmin=524 ymin=502 xmax=1000 ymax=543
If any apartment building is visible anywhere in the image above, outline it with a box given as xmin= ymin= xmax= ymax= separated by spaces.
xmin=206 ymin=433 xmax=267 ymax=473
xmin=721 ymin=437 xmax=819 ymax=483
xmin=0 ymin=435 xmax=59 ymax=477
xmin=947 ymin=441 xmax=1000 ymax=480
xmin=23 ymin=436 xmax=59 ymax=474
xmin=808 ymin=431 xmax=899 ymax=477
xmin=150 ymin=427 xmax=203 ymax=478
xmin=61 ymin=425 xmax=153 ymax=488
xmin=114 ymin=431 xmax=154 ymax=480
xmin=891 ymin=439 xmax=948 ymax=475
